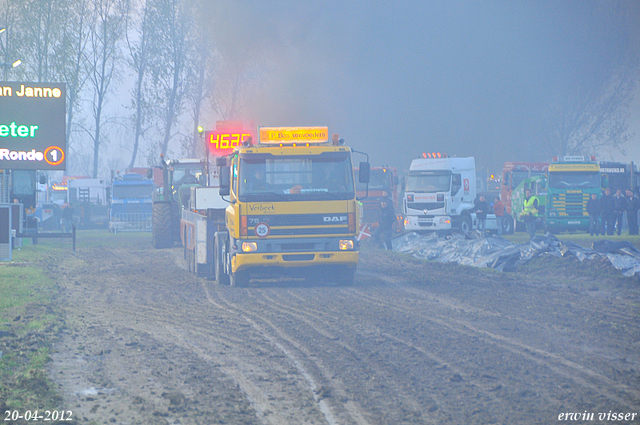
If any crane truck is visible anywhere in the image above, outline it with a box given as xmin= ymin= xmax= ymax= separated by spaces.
xmin=180 ymin=126 xmax=370 ymax=286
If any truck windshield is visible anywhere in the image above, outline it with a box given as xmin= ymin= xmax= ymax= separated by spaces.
xmin=171 ymin=165 xmax=203 ymax=186
xmin=548 ymin=172 xmax=600 ymax=189
xmin=113 ymin=184 xmax=152 ymax=199
xmin=238 ymin=151 xmax=355 ymax=201
xmin=406 ymin=171 xmax=451 ymax=193
xmin=356 ymin=169 xmax=391 ymax=193
xmin=51 ymin=190 xmax=67 ymax=203
xmin=511 ymin=171 xmax=546 ymax=189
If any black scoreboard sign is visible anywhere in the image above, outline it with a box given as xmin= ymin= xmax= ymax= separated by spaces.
xmin=0 ymin=82 xmax=66 ymax=170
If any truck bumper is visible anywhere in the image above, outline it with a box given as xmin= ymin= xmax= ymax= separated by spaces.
xmin=232 ymin=250 xmax=359 ymax=274
xmin=403 ymin=215 xmax=452 ymax=232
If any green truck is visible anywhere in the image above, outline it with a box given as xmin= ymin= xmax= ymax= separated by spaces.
xmin=510 ymin=156 xmax=600 ymax=233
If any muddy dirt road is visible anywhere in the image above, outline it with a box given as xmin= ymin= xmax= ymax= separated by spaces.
xmin=45 ymin=236 xmax=640 ymax=425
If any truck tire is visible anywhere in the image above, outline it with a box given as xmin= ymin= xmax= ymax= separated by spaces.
xmin=502 ymin=213 xmax=514 ymax=234
xmin=337 ymin=267 xmax=356 ymax=286
xmin=152 ymin=202 xmax=173 ymax=249
xmin=230 ymin=269 xmax=249 ymax=287
xmin=214 ymin=233 xmax=229 ymax=285
xmin=460 ymin=213 xmax=472 ymax=235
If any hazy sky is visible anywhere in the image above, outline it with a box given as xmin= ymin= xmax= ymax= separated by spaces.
xmin=203 ymin=0 xmax=640 ymax=173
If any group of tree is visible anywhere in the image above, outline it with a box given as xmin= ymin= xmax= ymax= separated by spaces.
xmin=1 ymin=0 xmax=259 ymax=178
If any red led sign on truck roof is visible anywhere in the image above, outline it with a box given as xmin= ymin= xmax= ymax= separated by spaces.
xmin=205 ymin=130 xmax=254 ymax=156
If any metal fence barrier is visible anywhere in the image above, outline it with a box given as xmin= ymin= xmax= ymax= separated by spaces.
xmin=109 ymin=213 xmax=152 ymax=232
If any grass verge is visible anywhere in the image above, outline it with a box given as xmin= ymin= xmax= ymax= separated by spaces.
xmin=0 ymin=242 xmax=65 ymax=418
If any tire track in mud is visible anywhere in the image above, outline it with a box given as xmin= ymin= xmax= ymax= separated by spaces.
xmin=352 ymin=271 xmax=640 ymax=411
xmin=241 ymin=286 xmax=541 ymax=421
xmin=203 ymin=283 xmax=374 ymax=425
xmin=243 ymin=290 xmax=440 ymax=425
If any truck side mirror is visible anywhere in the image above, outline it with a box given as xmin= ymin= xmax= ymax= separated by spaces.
xmin=358 ymin=162 xmax=370 ymax=184
xmin=219 ymin=166 xmax=230 ymax=196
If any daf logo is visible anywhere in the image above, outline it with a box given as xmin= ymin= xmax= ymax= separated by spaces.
xmin=324 ymin=216 xmax=347 ymax=222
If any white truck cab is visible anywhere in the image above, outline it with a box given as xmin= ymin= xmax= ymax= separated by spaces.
xmin=403 ymin=156 xmax=497 ymax=234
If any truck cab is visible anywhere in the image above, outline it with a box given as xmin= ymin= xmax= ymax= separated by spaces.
xmin=545 ymin=156 xmax=600 ymax=232
xmin=217 ymin=127 xmax=368 ymax=286
xmin=403 ymin=155 xmax=478 ymax=233
xmin=110 ymin=173 xmax=154 ymax=232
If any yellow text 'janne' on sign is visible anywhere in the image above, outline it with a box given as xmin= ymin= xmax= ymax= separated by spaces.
xmin=259 ymin=126 xmax=329 ymax=144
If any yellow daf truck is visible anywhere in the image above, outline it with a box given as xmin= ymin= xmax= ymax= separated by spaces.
xmin=182 ymin=126 xmax=370 ymax=286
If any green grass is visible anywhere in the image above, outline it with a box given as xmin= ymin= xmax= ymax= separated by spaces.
xmin=0 ymin=242 xmax=64 ymax=413
xmin=0 ymin=229 xmax=153 ymax=413
xmin=34 ymin=228 xmax=152 ymax=249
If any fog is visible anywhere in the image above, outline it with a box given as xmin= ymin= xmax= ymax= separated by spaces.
xmin=201 ymin=0 xmax=640 ymax=173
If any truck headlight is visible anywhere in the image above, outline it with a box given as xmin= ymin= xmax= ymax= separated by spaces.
xmin=242 ymin=242 xmax=257 ymax=252
xmin=439 ymin=218 xmax=450 ymax=224
xmin=339 ymin=240 xmax=354 ymax=250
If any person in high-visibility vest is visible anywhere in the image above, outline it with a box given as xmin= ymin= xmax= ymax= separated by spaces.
xmin=520 ymin=189 xmax=539 ymax=240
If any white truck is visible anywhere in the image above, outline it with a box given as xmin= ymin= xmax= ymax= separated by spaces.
xmin=403 ymin=155 xmax=498 ymax=234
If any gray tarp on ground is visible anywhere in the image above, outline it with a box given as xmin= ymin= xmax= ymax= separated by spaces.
xmin=392 ymin=232 xmax=640 ymax=277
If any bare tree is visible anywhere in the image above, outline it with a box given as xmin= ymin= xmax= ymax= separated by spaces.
xmin=124 ymin=0 xmax=153 ymax=168
xmin=146 ymin=0 xmax=196 ymax=157
xmin=56 ymin=0 xmax=93 ymax=172
xmin=0 ymin=0 xmax=22 ymax=82
xmin=85 ymin=0 xmax=128 ymax=178
xmin=182 ymin=29 xmax=217 ymax=158
xmin=544 ymin=2 xmax=639 ymax=158
xmin=12 ymin=0 xmax=67 ymax=82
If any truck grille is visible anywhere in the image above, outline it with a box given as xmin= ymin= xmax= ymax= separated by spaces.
xmin=111 ymin=203 xmax=152 ymax=214
xmin=248 ymin=213 xmax=347 ymax=226
xmin=247 ymin=213 xmax=351 ymax=236
xmin=551 ymin=193 xmax=589 ymax=217
xmin=283 ymin=254 xmax=315 ymax=261
xmin=407 ymin=202 xmax=444 ymax=211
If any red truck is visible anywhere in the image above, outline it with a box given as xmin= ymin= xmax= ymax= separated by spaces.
xmin=355 ymin=166 xmax=400 ymax=237
xmin=500 ymin=162 xmax=549 ymax=215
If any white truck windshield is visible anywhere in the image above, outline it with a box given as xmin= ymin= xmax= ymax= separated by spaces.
xmin=406 ymin=171 xmax=451 ymax=193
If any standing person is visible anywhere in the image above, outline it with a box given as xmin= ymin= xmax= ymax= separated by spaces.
xmin=600 ymin=187 xmax=615 ymax=235
xmin=373 ymin=196 xmax=396 ymax=250
xmin=520 ymin=189 xmax=539 ymax=240
xmin=626 ymin=189 xmax=639 ymax=235
xmin=586 ymin=193 xmax=600 ymax=236
xmin=61 ymin=203 xmax=74 ymax=233
xmin=493 ymin=196 xmax=505 ymax=236
xmin=474 ymin=195 xmax=489 ymax=236
xmin=613 ymin=189 xmax=627 ymax=236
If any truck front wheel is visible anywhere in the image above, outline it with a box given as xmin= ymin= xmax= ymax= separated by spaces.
xmin=152 ymin=202 xmax=173 ymax=249
xmin=337 ymin=267 xmax=356 ymax=286
xmin=214 ymin=233 xmax=229 ymax=285
xmin=502 ymin=213 xmax=514 ymax=234
xmin=460 ymin=213 xmax=472 ymax=235
xmin=230 ymin=269 xmax=249 ymax=287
